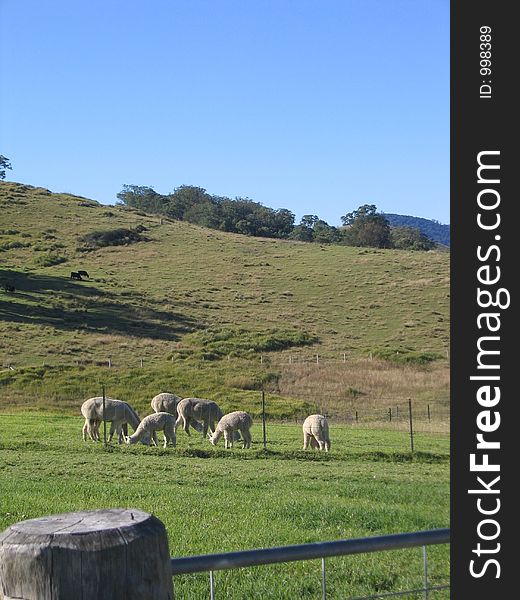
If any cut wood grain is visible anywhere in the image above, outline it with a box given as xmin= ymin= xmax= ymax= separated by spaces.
xmin=0 ymin=509 xmax=173 ymax=600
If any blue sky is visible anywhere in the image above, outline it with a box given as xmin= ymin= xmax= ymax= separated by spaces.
xmin=0 ymin=0 xmax=449 ymax=225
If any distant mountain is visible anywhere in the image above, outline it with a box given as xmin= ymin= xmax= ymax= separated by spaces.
xmin=382 ymin=213 xmax=450 ymax=247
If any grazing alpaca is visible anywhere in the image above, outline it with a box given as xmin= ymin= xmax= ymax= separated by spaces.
xmin=302 ymin=414 xmax=330 ymax=452
xmin=126 ymin=413 xmax=176 ymax=448
xmin=151 ymin=392 xmax=182 ymax=416
xmin=209 ymin=411 xmax=253 ymax=449
xmin=81 ymin=397 xmax=142 ymax=444
xmin=175 ymin=398 xmax=223 ymax=437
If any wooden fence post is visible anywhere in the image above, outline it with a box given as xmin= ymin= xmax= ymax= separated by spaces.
xmin=261 ymin=391 xmax=267 ymax=450
xmin=102 ymin=384 xmax=107 ymax=447
xmin=408 ymin=399 xmax=414 ymax=453
xmin=0 ymin=509 xmax=173 ymax=599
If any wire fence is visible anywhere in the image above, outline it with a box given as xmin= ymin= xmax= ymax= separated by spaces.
xmin=1 ymin=347 xmax=450 ymax=371
xmin=0 ymin=386 xmax=448 ymax=455
xmin=1 ymin=351 xmax=449 ymax=449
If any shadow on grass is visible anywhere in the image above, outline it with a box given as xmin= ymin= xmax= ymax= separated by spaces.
xmin=0 ymin=269 xmax=199 ymax=341
xmin=0 ymin=439 xmax=448 ymax=464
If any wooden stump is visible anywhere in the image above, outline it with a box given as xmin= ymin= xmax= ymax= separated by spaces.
xmin=0 ymin=509 xmax=173 ymax=600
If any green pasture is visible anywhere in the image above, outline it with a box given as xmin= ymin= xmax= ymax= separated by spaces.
xmin=0 ymin=414 xmax=449 ymax=599
xmin=1 ymin=181 xmax=449 ymax=371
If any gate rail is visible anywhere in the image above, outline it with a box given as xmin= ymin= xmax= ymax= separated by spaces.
xmin=171 ymin=528 xmax=450 ymax=599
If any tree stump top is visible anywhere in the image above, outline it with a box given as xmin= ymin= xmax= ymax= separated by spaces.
xmin=0 ymin=509 xmax=173 ymax=599
xmin=4 ymin=508 xmax=151 ymax=537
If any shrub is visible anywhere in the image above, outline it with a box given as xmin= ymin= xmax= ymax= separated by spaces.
xmin=78 ymin=227 xmax=147 ymax=250
xmin=369 ymin=347 xmax=441 ymax=365
xmin=0 ymin=240 xmax=31 ymax=251
xmin=35 ymin=253 xmax=67 ymax=267
xmin=185 ymin=327 xmax=319 ymax=359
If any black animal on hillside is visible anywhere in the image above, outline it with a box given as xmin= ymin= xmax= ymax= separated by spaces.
xmin=77 ymin=270 xmax=90 ymax=278
xmin=70 ymin=272 xmax=83 ymax=280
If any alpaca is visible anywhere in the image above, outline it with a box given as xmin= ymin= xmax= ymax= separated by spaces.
xmin=150 ymin=392 xmax=182 ymax=416
xmin=209 ymin=411 xmax=253 ymax=449
xmin=126 ymin=412 xmax=176 ymax=448
xmin=81 ymin=397 xmax=142 ymax=444
xmin=302 ymin=414 xmax=330 ymax=452
xmin=151 ymin=393 xmax=204 ymax=433
xmin=175 ymin=398 xmax=223 ymax=437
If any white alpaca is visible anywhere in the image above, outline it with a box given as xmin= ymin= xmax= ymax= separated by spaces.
xmin=126 ymin=412 xmax=177 ymax=448
xmin=81 ymin=397 xmax=141 ymax=444
xmin=302 ymin=414 xmax=330 ymax=452
xmin=150 ymin=392 xmax=182 ymax=416
xmin=209 ymin=411 xmax=253 ymax=449
xmin=175 ymin=398 xmax=223 ymax=437
xmin=150 ymin=392 xmax=204 ymax=433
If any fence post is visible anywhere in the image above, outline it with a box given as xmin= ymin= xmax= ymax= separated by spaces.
xmin=102 ymin=384 xmax=107 ymax=447
xmin=261 ymin=391 xmax=267 ymax=450
xmin=343 ymin=352 xmax=346 ymax=363
xmin=316 ymin=354 xmax=319 ymax=364
xmin=107 ymin=358 xmax=111 ymax=368
xmin=389 ymin=407 xmax=392 ymax=422
xmin=321 ymin=557 xmax=327 ymax=600
xmin=355 ymin=411 xmax=358 ymax=423
xmin=209 ymin=570 xmax=215 ymax=600
xmin=396 ymin=405 xmax=399 ymax=420
xmin=427 ymin=404 xmax=431 ymax=421
xmin=0 ymin=509 xmax=173 ymax=599
xmin=140 ymin=358 xmax=144 ymax=368
xmin=408 ymin=399 xmax=414 ymax=453
xmin=423 ymin=545 xmax=429 ymax=599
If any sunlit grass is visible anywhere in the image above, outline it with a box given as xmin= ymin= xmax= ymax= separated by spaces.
xmin=0 ymin=414 xmax=449 ymax=598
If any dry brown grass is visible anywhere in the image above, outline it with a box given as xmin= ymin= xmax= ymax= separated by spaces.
xmin=273 ymin=358 xmax=450 ymax=420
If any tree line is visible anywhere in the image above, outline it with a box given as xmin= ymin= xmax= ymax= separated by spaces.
xmin=0 ymin=154 xmax=439 ymax=250
xmin=117 ymin=184 xmax=437 ymax=251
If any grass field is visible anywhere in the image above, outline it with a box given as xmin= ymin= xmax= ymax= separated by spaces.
xmin=0 ymin=182 xmax=449 ymax=366
xmin=0 ymin=414 xmax=449 ymax=599
xmin=1 ymin=181 xmax=450 ymax=420
xmin=1 ymin=181 xmax=450 ymax=597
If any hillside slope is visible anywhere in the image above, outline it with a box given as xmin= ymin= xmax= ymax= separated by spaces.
xmin=0 ymin=182 xmax=449 ymax=416
xmin=0 ymin=181 xmax=449 ymax=363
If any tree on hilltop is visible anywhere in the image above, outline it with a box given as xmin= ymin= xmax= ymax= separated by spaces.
xmin=0 ymin=155 xmax=12 ymax=180
xmin=340 ymin=204 xmax=391 ymax=248
xmin=390 ymin=226 xmax=436 ymax=250
xmin=289 ymin=214 xmax=341 ymax=244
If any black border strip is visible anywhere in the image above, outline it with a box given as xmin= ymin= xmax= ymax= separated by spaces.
xmin=451 ymin=1 xmax=516 ymax=596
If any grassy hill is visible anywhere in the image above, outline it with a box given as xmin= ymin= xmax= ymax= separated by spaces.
xmin=0 ymin=181 xmax=450 ymax=418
